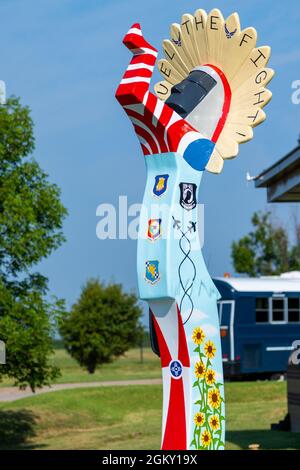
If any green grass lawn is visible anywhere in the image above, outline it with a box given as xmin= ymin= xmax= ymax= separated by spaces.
xmin=51 ymin=347 xmax=161 ymax=383
xmin=0 ymin=381 xmax=299 ymax=450
xmin=0 ymin=348 xmax=161 ymax=387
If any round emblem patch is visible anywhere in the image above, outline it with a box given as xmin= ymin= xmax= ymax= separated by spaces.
xmin=169 ymin=360 xmax=183 ymax=379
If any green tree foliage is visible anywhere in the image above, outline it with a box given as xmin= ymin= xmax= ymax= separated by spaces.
xmin=0 ymin=97 xmax=67 ymax=390
xmin=231 ymin=211 xmax=300 ymax=276
xmin=59 ymin=279 xmax=143 ymax=373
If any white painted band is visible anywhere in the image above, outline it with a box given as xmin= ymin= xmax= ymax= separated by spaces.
xmin=120 ymin=77 xmax=151 ymax=85
xmin=127 ymin=28 xmax=142 ymax=36
xmin=127 ymin=63 xmax=154 ymax=71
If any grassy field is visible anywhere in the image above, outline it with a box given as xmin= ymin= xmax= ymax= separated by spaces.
xmin=51 ymin=347 xmax=161 ymax=383
xmin=0 ymin=381 xmax=299 ymax=450
xmin=0 ymin=348 xmax=161 ymax=387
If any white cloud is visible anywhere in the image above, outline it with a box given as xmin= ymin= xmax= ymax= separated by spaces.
xmin=202 ymin=323 xmax=218 ymax=337
xmin=187 ymin=309 xmax=208 ymax=323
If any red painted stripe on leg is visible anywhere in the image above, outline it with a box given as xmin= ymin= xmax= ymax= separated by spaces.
xmin=162 ymin=377 xmax=187 ymax=450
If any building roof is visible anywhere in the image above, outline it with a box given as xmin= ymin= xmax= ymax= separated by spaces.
xmin=214 ymin=274 xmax=300 ymax=293
xmin=255 ymin=144 xmax=300 ymax=202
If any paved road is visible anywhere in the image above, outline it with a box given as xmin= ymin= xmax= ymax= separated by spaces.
xmin=0 ymin=378 xmax=162 ymax=403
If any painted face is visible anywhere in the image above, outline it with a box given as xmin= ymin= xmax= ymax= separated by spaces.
xmin=165 ymin=70 xmax=217 ymax=119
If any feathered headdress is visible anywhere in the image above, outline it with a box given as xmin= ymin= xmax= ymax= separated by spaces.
xmin=154 ymin=9 xmax=274 ymax=173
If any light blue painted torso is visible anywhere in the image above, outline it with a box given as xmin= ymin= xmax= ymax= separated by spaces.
xmin=137 ymin=152 xmax=225 ymax=448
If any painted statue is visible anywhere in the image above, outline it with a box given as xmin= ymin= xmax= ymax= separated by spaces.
xmin=116 ymin=8 xmax=273 ymax=450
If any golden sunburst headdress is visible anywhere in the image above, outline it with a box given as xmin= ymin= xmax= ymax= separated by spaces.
xmin=154 ymin=9 xmax=274 ymax=173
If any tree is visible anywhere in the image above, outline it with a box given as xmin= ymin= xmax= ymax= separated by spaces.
xmin=59 ymin=279 xmax=143 ymax=373
xmin=231 ymin=211 xmax=300 ymax=276
xmin=0 ymin=97 xmax=67 ymax=390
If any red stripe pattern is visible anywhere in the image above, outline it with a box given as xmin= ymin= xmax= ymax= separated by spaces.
xmin=115 ymin=23 xmax=202 ymax=157
xmin=151 ymin=305 xmax=190 ymax=450
xmin=206 ymin=64 xmax=232 ymax=143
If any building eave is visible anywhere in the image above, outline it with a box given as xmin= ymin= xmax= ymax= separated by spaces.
xmin=255 ymin=145 xmax=300 ymax=202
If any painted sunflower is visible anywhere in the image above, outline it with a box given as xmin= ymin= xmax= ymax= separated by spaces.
xmin=208 ymin=388 xmax=221 ymax=409
xmin=194 ymin=361 xmax=206 ymax=379
xmin=205 ymin=369 xmax=216 ymax=386
xmin=194 ymin=412 xmax=205 ymax=427
xmin=204 ymin=340 xmax=216 ymax=359
xmin=209 ymin=415 xmax=220 ymax=431
xmin=192 ymin=327 xmax=205 ymax=345
xmin=201 ymin=429 xmax=211 ymax=447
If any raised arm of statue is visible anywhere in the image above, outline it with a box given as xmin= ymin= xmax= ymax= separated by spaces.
xmin=115 ymin=23 xmax=215 ymax=170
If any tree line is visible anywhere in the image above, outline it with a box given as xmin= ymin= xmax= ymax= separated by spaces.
xmin=0 ymin=97 xmax=142 ymax=390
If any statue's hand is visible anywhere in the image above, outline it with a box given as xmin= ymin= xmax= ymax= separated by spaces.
xmin=122 ymin=23 xmax=157 ymax=56
xmin=116 ymin=24 xmax=157 ymax=107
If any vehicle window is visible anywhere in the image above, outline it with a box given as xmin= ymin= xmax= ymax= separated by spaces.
xmin=256 ymin=298 xmax=269 ymax=323
xmin=271 ymin=298 xmax=285 ymax=322
xmin=256 ymin=297 xmax=299 ymax=324
xmin=288 ymin=298 xmax=300 ymax=323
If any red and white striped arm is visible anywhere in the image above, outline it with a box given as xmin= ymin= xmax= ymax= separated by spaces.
xmin=115 ymin=23 xmax=158 ymax=107
xmin=115 ymin=24 xmax=203 ymax=157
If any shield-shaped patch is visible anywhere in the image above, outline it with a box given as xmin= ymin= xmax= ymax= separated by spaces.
xmin=153 ymin=174 xmax=169 ymax=197
xmin=145 ymin=260 xmax=160 ymax=284
xmin=147 ymin=219 xmax=162 ymax=241
xmin=179 ymin=182 xmax=197 ymax=210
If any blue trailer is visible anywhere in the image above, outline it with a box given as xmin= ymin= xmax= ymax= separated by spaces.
xmin=213 ymin=276 xmax=300 ymax=378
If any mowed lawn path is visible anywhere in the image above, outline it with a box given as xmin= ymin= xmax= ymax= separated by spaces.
xmin=0 ymin=381 xmax=299 ymax=450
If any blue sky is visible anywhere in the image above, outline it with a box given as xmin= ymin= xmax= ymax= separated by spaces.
xmin=1 ymin=0 xmax=300 ymax=319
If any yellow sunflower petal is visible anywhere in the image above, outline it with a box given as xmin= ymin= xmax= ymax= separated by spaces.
xmin=205 ymin=369 xmax=216 ymax=385
xmin=201 ymin=429 xmax=211 ymax=447
xmin=194 ymin=412 xmax=205 ymax=427
xmin=208 ymin=388 xmax=221 ymax=409
xmin=204 ymin=340 xmax=216 ymax=359
xmin=195 ymin=361 xmax=206 ymax=378
xmin=192 ymin=327 xmax=205 ymax=345
xmin=209 ymin=415 xmax=220 ymax=430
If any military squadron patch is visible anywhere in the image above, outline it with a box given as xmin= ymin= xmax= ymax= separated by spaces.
xmin=179 ymin=183 xmax=197 ymax=211
xmin=153 ymin=174 xmax=169 ymax=197
xmin=147 ymin=219 xmax=162 ymax=241
xmin=145 ymin=260 xmax=160 ymax=284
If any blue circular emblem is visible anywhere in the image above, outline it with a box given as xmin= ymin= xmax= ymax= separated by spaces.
xmin=169 ymin=360 xmax=183 ymax=379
